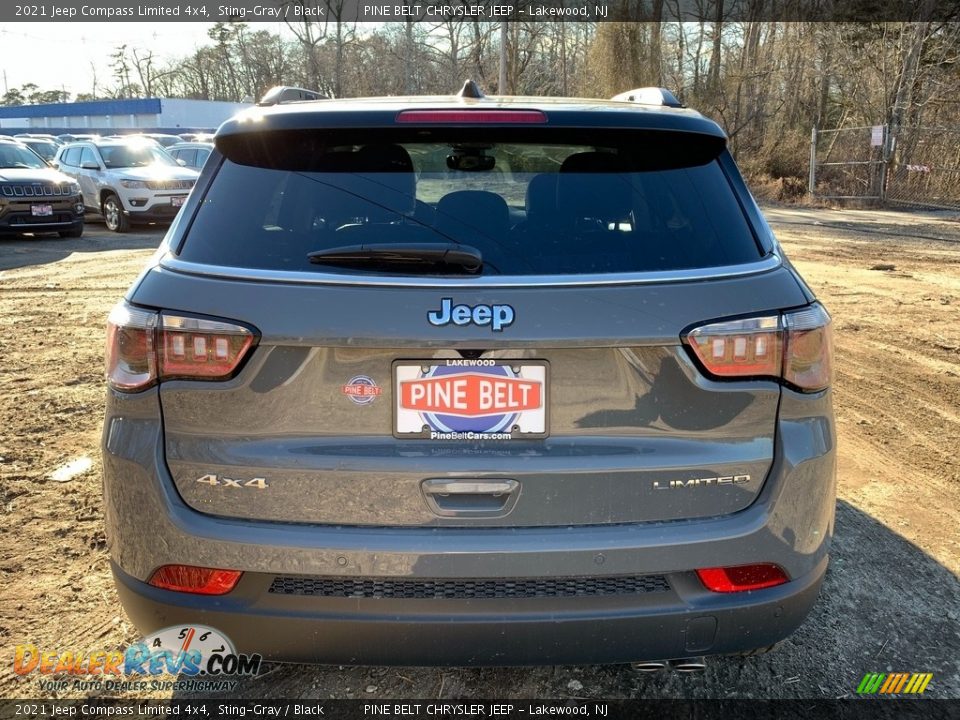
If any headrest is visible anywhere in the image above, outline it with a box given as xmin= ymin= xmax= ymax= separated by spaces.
xmin=437 ymin=190 xmax=509 ymax=233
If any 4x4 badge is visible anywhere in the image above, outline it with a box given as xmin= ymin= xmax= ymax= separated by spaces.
xmin=428 ymin=298 xmax=515 ymax=332
xmin=196 ymin=474 xmax=268 ymax=490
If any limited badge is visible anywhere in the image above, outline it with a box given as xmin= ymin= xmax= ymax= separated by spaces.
xmin=342 ymin=375 xmax=382 ymax=405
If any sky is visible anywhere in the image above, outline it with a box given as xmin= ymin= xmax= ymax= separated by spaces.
xmin=0 ymin=22 xmax=233 ymax=98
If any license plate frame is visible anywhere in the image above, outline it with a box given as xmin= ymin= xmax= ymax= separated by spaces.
xmin=393 ymin=359 xmax=549 ymax=440
xmin=31 ymin=204 xmax=53 ymax=217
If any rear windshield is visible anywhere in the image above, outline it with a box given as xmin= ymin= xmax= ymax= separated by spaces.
xmin=178 ymin=132 xmax=762 ymax=276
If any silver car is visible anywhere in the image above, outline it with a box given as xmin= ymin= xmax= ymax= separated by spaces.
xmin=54 ymin=140 xmax=198 ymax=233
xmin=166 ymin=142 xmax=214 ymax=171
xmin=102 ymin=85 xmax=835 ymax=667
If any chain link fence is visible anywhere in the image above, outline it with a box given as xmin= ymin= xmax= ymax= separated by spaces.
xmin=885 ymin=126 xmax=960 ymax=209
xmin=809 ymin=124 xmax=960 ymax=211
xmin=809 ymin=126 xmax=886 ymax=201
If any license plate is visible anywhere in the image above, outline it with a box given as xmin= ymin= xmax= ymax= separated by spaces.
xmin=171 ymin=196 xmax=186 ymax=208
xmin=31 ymin=204 xmax=53 ymax=217
xmin=394 ymin=360 xmax=548 ymax=440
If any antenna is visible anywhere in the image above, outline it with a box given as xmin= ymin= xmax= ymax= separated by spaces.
xmin=611 ymin=87 xmax=684 ymax=108
xmin=457 ymin=80 xmax=485 ymax=99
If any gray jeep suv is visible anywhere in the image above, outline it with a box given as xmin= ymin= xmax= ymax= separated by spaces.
xmin=0 ymin=138 xmax=84 ymax=238
xmin=103 ymin=85 xmax=835 ymax=667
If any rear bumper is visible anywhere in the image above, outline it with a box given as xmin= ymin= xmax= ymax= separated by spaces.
xmin=113 ymin=556 xmax=827 ymax=665
xmin=103 ymin=386 xmax=836 ymax=665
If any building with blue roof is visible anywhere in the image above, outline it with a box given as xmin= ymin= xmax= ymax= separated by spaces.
xmin=0 ymin=97 xmax=251 ymax=133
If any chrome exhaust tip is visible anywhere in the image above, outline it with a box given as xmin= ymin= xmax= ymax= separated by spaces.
xmin=669 ymin=657 xmax=707 ymax=673
xmin=630 ymin=660 xmax=668 ymax=673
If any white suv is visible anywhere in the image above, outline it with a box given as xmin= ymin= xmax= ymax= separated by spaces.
xmin=54 ymin=139 xmax=199 ymax=232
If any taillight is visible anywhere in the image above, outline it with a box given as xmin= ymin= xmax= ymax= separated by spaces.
xmin=687 ymin=315 xmax=781 ymax=378
xmin=106 ymin=302 xmax=256 ymax=392
xmin=395 ymin=109 xmax=547 ymax=124
xmin=685 ymin=303 xmax=832 ymax=392
xmin=783 ymin=305 xmax=833 ymax=391
xmin=148 ymin=565 xmax=242 ymax=595
xmin=696 ymin=564 xmax=789 ymax=593
xmin=106 ymin=303 xmax=157 ymax=391
xmin=160 ymin=314 xmax=254 ymax=380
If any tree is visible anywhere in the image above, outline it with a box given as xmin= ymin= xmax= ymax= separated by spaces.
xmin=282 ymin=0 xmax=329 ymax=94
xmin=1 ymin=88 xmax=25 ymax=106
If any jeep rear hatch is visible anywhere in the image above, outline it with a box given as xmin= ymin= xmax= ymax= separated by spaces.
xmin=135 ymin=126 xmax=810 ymax=527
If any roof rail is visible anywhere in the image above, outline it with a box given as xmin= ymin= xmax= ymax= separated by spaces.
xmin=257 ymin=86 xmax=325 ymax=107
xmin=611 ymin=87 xmax=684 ymax=108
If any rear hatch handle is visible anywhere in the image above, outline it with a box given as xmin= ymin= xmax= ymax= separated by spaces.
xmin=421 ymin=478 xmax=520 ymax=518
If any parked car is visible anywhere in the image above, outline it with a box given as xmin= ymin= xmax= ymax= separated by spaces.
xmin=18 ymin=137 xmax=61 ymax=163
xmin=140 ymin=133 xmax=183 ymax=148
xmin=103 ymin=84 xmax=835 ymax=667
xmin=0 ymin=139 xmax=84 ymax=238
xmin=122 ymin=134 xmax=165 ymax=147
xmin=166 ymin=142 xmax=213 ymax=170
xmin=14 ymin=133 xmax=61 ymax=143
xmin=177 ymin=133 xmax=214 ymax=143
xmin=54 ymin=139 xmax=199 ymax=232
xmin=56 ymin=133 xmax=99 ymax=144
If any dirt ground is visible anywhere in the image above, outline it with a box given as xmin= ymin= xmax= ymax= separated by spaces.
xmin=1 ymin=207 xmax=958 ymax=700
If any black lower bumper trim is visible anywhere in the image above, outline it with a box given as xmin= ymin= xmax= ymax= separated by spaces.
xmin=268 ymin=573 xmax=672 ymax=599
xmin=112 ymin=558 xmax=827 ymax=666
xmin=128 ymin=205 xmax=181 ymax=223
xmin=0 ymin=221 xmax=84 ymax=234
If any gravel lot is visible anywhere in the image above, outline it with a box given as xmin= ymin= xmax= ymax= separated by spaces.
xmin=1 ymin=208 xmax=958 ymax=700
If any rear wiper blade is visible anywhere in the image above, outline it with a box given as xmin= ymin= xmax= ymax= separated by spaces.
xmin=307 ymin=243 xmax=483 ymax=274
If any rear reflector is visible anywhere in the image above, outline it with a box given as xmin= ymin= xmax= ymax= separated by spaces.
xmin=148 ymin=565 xmax=242 ymax=595
xmin=106 ymin=302 xmax=257 ymax=392
xmin=696 ymin=564 xmax=789 ymax=593
xmin=396 ymin=109 xmax=547 ymax=124
xmin=685 ymin=303 xmax=832 ymax=391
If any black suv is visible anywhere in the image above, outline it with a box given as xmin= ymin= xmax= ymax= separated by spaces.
xmin=0 ymin=138 xmax=84 ymax=238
